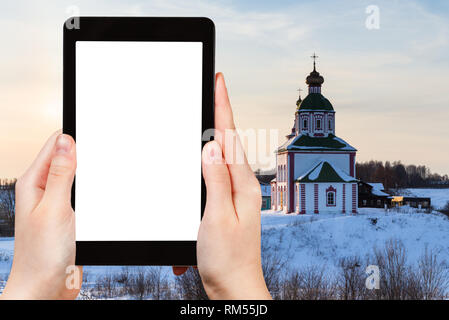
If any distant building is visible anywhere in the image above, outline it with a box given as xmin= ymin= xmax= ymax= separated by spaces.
xmin=358 ymin=181 xmax=432 ymax=210
xmin=260 ymin=183 xmax=271 ymax=210
xmin=271 ymin=55 xmax=358 ymax=214
xmin=358 ymin=181 xmax=390 ymax=208
xmin=391 ymin=196 xmax=431 ymax=209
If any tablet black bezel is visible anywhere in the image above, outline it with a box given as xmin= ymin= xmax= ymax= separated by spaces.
xmin=63 ymin=17 xmax=215 ymax=265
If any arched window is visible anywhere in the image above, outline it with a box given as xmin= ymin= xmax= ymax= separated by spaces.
xmin=326 ymin=186 xmax=337 ymax=207
xmin=316 ymin=119 xmax=322 ymax=130
xmin=303 ymin=118 xmax=308 ymax=130
xmin=327 ymin=192 xmax=335 ymax=206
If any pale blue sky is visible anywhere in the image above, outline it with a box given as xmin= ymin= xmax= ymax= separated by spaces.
xmin=0 ymin=0 xmax=448 ymax=177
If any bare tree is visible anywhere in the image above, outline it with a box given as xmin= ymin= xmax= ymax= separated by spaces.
xmin=146 ymin=267 xmax=171 ymax=300
xmin=337 ymin=256 xmax=368 ymax=300
xmin=129 ymin=267 xmax=148 ymax=300
xmin=0 ymin=179 xmax=16 ymax=236
xmin=407 ymin=247 xmax=449 ymax=299
xmin=261 ymin=230 xmax=289 ymax=298
xmin=114 ymin=267 xmax=131 ymax=286
xmin=94 ymin=273 xmax=117 ymax=298
xmin=175 ymin=267 xmax=208 ymax=300
xmin=281 ymin=271 xmax=302 ymax=300
xmin=281 ymin=266 xmax=336 ymax=300
xmin=371 ymin=239 xmax=409 ymax=299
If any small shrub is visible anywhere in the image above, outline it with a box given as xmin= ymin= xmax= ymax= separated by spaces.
xmin=94 ymin=273 xmax=118 ymax=299
xmin=145 ymin=267 xmax=172 ymax=300
xmin=114 ymin=267 xmax=131 ymax=285
xmin=406 ymin=247 xmax=449 ymax=299
xmin=371 ymin=239 xmax=409 ymax=299
xmin=440 ymin=201 xmax=449 ymax=218
xmin=281 ymin=266 xmax=336 ymax=300
xmin=175 ymin=267 xmax=208 ymax=300
xmin=336 ymin=256 xmax=368 ymax=300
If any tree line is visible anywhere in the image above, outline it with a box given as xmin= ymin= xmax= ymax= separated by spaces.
xmin=255 ymin=160 xmax=449 ymax=190
xmin=356 ymin=160 xmax=449 ymax=190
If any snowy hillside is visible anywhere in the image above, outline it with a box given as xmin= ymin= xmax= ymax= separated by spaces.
xmin=262 ymin=208 xmax=449 ymax=274
xmin=1 ymin=188 xmax=449 ymax=297
xmin=404 ymin=188 xmax=449 ymax=209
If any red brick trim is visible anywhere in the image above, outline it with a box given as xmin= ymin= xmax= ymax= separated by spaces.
xmin=352 ymin=184 xmax=357 ymax=214
xmin=296 ymin=184 xmax=300 ymax=213
xmin=349 ymin=153 xmax=355 ymax=177
xmin=300 ymin=184 xmax=306 ymax=214
xmin=314 ymin=184 xmax=319 ymax=214
xmin=342 ymin=184 xmax=346 ymax=213
xmin=288 ymin=153 xmax=295 ymax=213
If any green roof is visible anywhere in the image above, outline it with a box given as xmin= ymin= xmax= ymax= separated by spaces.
xmin=296 ymin=161 xmax=358 ymax=183
xmin=278 ymin=134 xmax=357 ymax=152
xmin=297 ymin=93 xmax=334 ymax=111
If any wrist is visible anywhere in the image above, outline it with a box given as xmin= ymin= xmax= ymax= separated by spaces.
xmin=203 ymin=271 xmax=272 ymax=300
xmin=0 ymin=271 xmax=48 ymax=300
xmin=1 ymin=268 xmax=74 ymax=300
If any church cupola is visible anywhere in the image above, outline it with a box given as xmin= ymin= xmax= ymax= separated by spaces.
xmin=294 ymin=53 xmax=336 ymax=138
xmin=293 ymin=89 xmax=303 ymax=136
xmin=306 ymin=53 xmax=324 ymax=94
xmin=296 ymin=88 xmax=303 ymax=108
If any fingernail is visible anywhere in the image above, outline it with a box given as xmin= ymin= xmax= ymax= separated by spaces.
xmin=55 ymin=134 xmax=72 ymax=155
xmin=206 ymin=141 xmax=222 ymax=164
xmin=216 ymin=73 xmax=225 ymax=91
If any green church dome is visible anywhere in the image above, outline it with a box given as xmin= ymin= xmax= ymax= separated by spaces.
xmin=297 ymin=93 xmax=334 ymax=111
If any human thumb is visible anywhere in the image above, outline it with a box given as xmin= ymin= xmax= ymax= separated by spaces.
xmin=201 ymin=141 xmax=234 ymax=217
xmin=43 ymin=134 xmax=76 ymax=208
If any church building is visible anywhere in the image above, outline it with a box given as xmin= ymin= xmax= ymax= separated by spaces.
xmin=271 ymin=55 xmax=358 ymax=214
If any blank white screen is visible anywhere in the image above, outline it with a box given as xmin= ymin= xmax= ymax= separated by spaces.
xmin=75 ymin=41 xmax=202 ymax=241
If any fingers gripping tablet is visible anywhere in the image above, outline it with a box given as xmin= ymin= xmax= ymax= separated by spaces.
xmin=63 ymin=17 xmax=215 ymax=265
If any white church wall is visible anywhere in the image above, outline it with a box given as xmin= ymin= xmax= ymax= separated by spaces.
xmin=318 ymin=183 xmax=342 ymax=214
xmin=296 ymin=182 xmax=356 ymax=214
xmin=305 ymin=183 xmax=315 ymax=213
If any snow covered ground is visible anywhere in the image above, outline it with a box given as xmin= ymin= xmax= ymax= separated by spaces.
xmin=262 ymin=207 xmax=449 ymax=274
xmin=1 ymin=188 xmax=449 ymax=296
xmin=0 ymin=237 xmax=14 ymax=292
xmin=403 ymin=188 xmax=449 ymax=209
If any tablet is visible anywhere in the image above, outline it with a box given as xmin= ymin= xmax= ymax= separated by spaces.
xmin=63 ymin=17 xmax=215 ymax=265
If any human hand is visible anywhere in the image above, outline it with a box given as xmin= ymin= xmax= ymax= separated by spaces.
xmin=0 ymin=132 xmax=82 ymax=300
xmin=173 ymin=73 xmax=271 ymax=300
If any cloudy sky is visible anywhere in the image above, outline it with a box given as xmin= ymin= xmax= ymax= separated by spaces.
xmin=1 ymin=0 xmax=448 ymax=177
